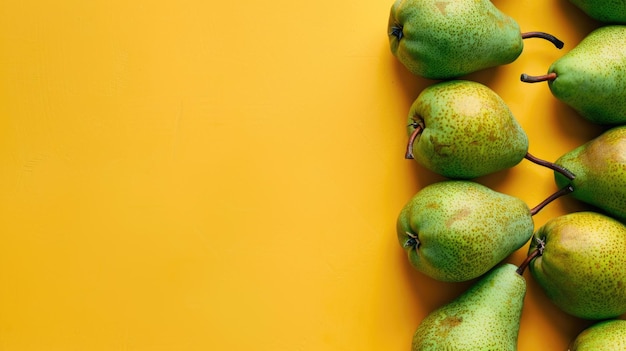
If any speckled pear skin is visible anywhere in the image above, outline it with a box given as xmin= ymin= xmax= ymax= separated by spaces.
xmin=411 ymin=264 xmax=526 ymax=351
xmin=554 ymin=126 xmax=626 ymax=221
xmin=547 ymin=26 xmax=626 ymax=125
xmin=397 ymin=180 xmax=534 ymax=282
xmin=407 ymin=80 xmax=529 ymax=179
xmin=567 ymin=0 xmax=626 ymax=23
xmin=569 ymin=319 xmax=626 ymax=350
xmin=528 ymin=212 xmax=626 ymax=320
xmin=388 ymin=0 xmax=523 ymax=79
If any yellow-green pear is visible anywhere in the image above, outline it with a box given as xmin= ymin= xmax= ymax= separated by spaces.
xmin=527 ymin=211 xmax=626 ymax=320
xmin=397 ymin=180 xmax=534 ymax=282
xmin=568 ymin=319 xmax=626 ymax=350
xmin=411 ymin=264 xmax=526 ymax=350
xmin=554 ymin=125 xmax=626 ymax=221
xmin=388 ymin=0 xmax=563 ymax=79
xmin=522 ymin=26 xmax=626 ymax=125
xmin=404 ymin=80 xmax=529 ymax=179
xmin=567 ymin=0 xmax=626 ymax=23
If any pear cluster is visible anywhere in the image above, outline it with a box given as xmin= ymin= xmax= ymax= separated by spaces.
xmin=387 ymin=0 xmax=626 ymax=349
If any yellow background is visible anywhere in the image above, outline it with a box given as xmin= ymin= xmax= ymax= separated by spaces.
xmin=0 ymin=0 xmax=619 ymax=350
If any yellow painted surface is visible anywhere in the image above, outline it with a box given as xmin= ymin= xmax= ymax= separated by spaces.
xmin=0 ymin=1 xmax=619 ymax=350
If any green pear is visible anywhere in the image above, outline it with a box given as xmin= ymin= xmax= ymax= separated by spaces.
xmin=521 ymin=25 xmax=626 ymax=125
xmin=388 ymin=0 xmax=563 ymax=79
xmin=527 ymin=211 xmax=626 ymax=320
xmin=567 ymin=0 xmax=626 ymax=23
xmin=412 ymin=263 xmax=526 ymax=350
xmin=569 ymin=319 xmax=626 ymax=350
xmin=554 ymin=125 xmax=626 ymax=221
xmin=397 ymin=180 xmax=534 ymax=282
xmin=404 ymin=80 xmax=529 ymax=179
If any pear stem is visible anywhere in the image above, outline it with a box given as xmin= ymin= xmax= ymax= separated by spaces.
xmin=520 ymin=72 xmax=558 ymax=83
xmin=405 ymin=121 xmax=424 ymax=159
xmin=516 ymin=247 xmax=542 ymax=275
xmin=529 ymin=185 xmax=574 ymax=216
xmin=524 ymin=152 xmax=575 ymax=180
xmin=520 ymin=31 xmax=564 ymax=49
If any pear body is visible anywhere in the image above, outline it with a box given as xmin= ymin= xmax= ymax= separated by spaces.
xmin=407 ymin=80 xmax=529 ymax=179
xmin=528 ymin=211 xmax=626 ymax=320
xmin=569 ymin=319 xmax=626 ymax=350
xmin=567 ymin=0 xmax=626 ymax=23
xmin=397 ymin=180 xmax=534 ymax=282
xmin=412 ymin=264 xmax=526 ymax=350
xmin=547 ymin=25 xmax=626 ymax=125
xmin=554 ymin=125 xmax=626 ymax=221
xmin=388 ymin=0 xmax=522 ymax=79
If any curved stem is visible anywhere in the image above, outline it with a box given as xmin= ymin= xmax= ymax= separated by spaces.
xmin=405 ymin=122 xmax=424 ymax=159
xmin=530 ymin=185 xmax=574 ymax=216
xmin=516 ymin=247 xmax=542 ymax=275
xmin=520 ymin=72 xmax=558 ymax=83
xmin=521 ymin=31 xmax=564 ymax=49
xmin=524 ymin=152 xmax=575 ymax=180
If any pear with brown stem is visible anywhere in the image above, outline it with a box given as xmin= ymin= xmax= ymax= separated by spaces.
xmin=521 ymin=25 xmax=626 ymax=125
xmin=553 ymin=125 xmax=626 ymax=221
xmin=397 ymin=179 xmax=572 ymax=282
xmin=525 ymin=211 xmax=626 ymax=320
xmin=388 ymin=0 xmax=564 ymax=79
xmin=404 ymin=80 xmax=575 ymax=180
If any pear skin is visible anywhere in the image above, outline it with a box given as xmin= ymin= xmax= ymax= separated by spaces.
xmin=397 ymin=180 xmax=534 ymax=282
xmin=412 ymin=264 xmax=526 ymax=350
xmin=388 ymin=0 xmax=523 ymax=79
xmin=528 ymin=211 xmax=626 ymax=320
xmin=406 ymin=80 xmax=529 ymax=179
xmin=547 ymin=26 xmax=626 ymax=125
xmin=569 ymin=319 xmax=626 ymax=350
xmin=567 ymin=0 xmax=626 ymax=23
xmin=554 ymin=125 xmax=626 ymax=221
